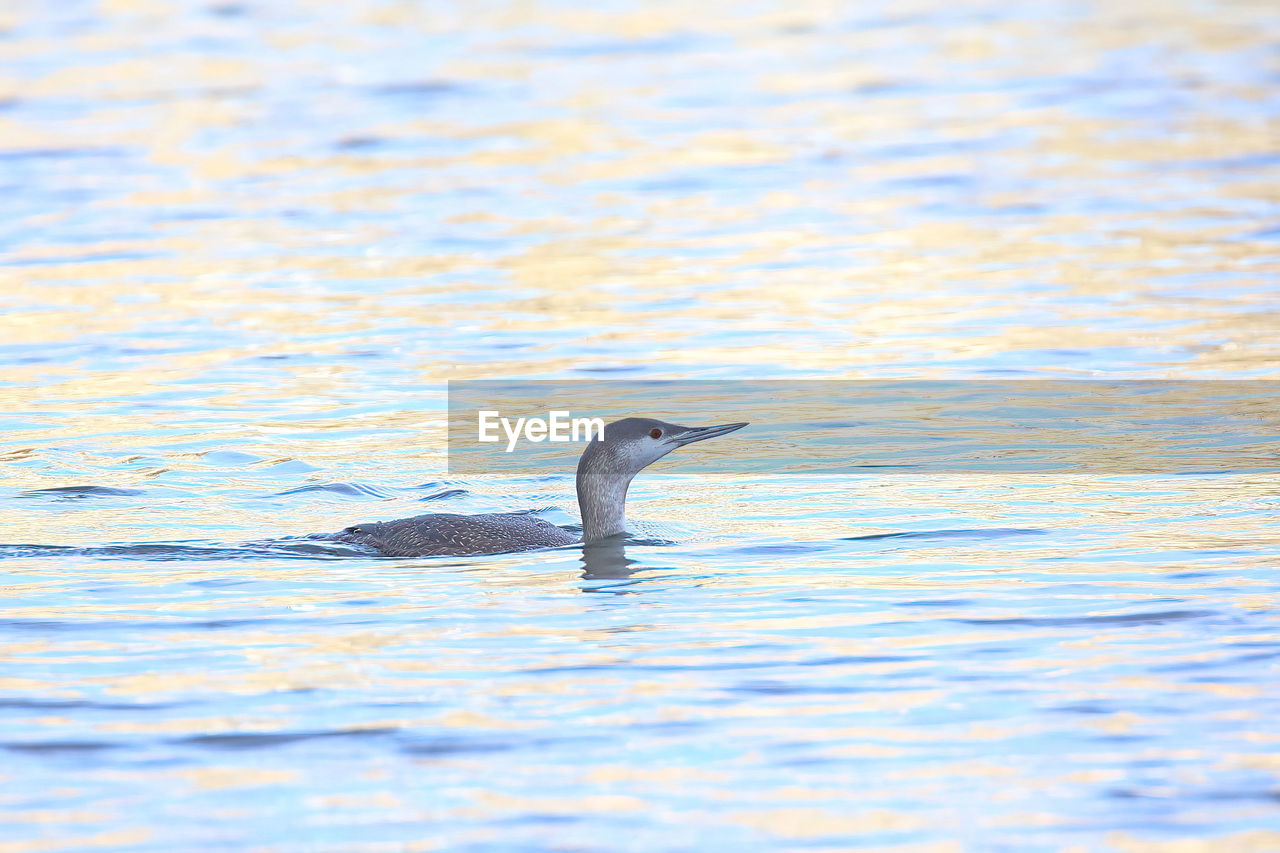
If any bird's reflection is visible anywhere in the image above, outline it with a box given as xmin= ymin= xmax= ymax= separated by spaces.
xmin=580 ymin=537 xmax=637 ymax=579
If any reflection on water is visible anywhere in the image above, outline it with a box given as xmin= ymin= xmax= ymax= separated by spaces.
xmin=581 ymin=539 xmax=641 ymax=581
xmin=1 ymin=0 xmax=1279 ymax=849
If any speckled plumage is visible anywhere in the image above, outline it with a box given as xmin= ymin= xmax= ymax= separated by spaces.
xmin=335 ymin=512 xmax=578 ymax=557
xmin=324 ymin=417 xmax=746 ymax=558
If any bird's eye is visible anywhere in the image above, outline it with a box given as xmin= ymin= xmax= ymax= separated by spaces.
xmin=649 ymin=428 xmax=662 ymax=439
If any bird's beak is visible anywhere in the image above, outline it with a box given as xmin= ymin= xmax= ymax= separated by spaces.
xmin=669 ymin=422 xmax=749 ymax=447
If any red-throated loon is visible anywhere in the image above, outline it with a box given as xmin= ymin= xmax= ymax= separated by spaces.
xmin=330 ymin=418 xmax=747 ymax=557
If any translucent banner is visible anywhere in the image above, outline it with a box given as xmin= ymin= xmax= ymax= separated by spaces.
xmin=446 ymin=380 xmax=1280 ymax=477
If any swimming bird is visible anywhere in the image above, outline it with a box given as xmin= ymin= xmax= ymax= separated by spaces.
xmin=331 ymin=417 xmax=747 ymax=557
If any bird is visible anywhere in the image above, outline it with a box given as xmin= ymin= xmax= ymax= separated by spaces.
xmin=329 ymin=417 xmax=747 ymax=557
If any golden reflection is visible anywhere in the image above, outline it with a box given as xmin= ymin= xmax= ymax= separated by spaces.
xmin=0 ymin=828 xmax=152 ymax=851
xmin=178 ymin=767 xmax=299 ymax=791
xmin=1107 ymin=830 xmax=1280 ymax=853
xmin=733 ymin=806 xmax=923 ymax=838
xmin=470 ymin=790 xmax=645 ymax=815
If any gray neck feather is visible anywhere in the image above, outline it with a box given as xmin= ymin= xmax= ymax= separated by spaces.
xmin=576 ymin=443 xmax=634 ymax=543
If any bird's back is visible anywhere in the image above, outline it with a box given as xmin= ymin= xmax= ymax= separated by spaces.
xmin=334 ymin=511 xmax=578 ymax=557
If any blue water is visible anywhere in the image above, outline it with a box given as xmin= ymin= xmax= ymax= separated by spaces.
xmin=2 ymin=0 xmax=1279 ymax=850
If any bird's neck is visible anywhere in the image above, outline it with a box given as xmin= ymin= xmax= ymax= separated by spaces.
xmin=576 ymin=462 xmax=633 ymax=543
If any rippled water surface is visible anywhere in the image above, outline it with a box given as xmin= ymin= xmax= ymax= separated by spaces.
xmin=2 ymin=0 xmax=1279 ymax=850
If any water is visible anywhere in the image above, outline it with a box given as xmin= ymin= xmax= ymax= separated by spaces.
xmin=2 ymin=0 xmax=1279 ymax=849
